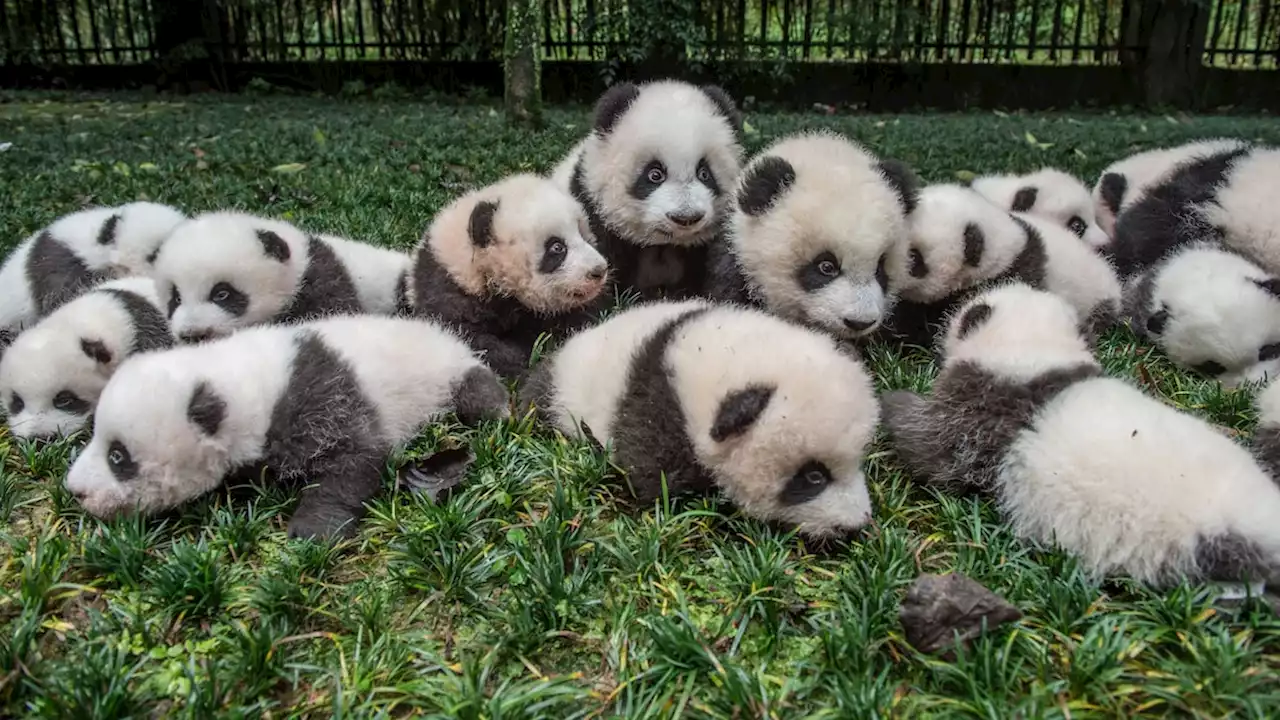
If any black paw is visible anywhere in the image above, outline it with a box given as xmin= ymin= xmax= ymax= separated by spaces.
xmin=286 ymin=509 xmax=360 ymax=541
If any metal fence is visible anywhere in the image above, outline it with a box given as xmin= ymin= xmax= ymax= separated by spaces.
xmin=1 ymin=0 xmax=1276 ymax=69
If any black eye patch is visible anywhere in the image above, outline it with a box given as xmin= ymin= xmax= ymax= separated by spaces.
xmin=1190 ymin=360 xmax=1227 ymax=377
xmin=737 ymin=156 xmax=796 ymax=217
xmin=1099 ymin=173 xmax=1128 ymax=215
xmin=956 ymin=302 xmax=993 ymax=339
xmin=10 ymin=392 xmax=24 ymax=415
xmin=909 ymin=248 xmax=928 ymax=278
xmin=107 ymin=439 xmax=138 ymax=482
xmin=630 ymin=160 xmax=666 ymax=201
xmin=797 ymin=251 xmax=842 ymax=292
xmin=1011 ymin=186 xmax=1038 ymax=212
xmin=167 ymin=285 xmax=181 ymax=318
xmin=97 ymin=214 xmax=122 ymax=246
xmin=778 ymin=460 xmax=834 ymax=507
xmin=1146 ymin=307 xmax=1169 ymax=336
xmin=208 ymin=282 xmax=249 ymax=317
xmin=539 ymin=236 xmax=568 ymax=275
xmin=875 ymin=254 xmax=889 ymax=292
xmin=1259 ymin=344 xmax=1280 ymax=363
xmin=963 ymin=223 xmax=985 ymax=267
xmin=53 ymin=390 xmax=92 ymax=415
xmin=695 ymin=158 xmax=721 ymax=196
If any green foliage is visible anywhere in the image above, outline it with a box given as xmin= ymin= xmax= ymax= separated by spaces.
xmin=3 ymin=92 xmax=1280 ymax=716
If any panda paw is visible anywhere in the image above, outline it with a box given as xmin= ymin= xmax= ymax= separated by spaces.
xmin=286 ymin=504 xmax=361 ymax=542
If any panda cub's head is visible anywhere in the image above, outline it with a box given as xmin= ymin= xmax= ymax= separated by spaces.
xmin=153 ymin=212 xmax=309 ymax=343
xmin=1124 ymin=244 xmax=1280 ymax=388
xmin=942 ymin=282 xmax=1098 ymax=381
xmin=109 ymin=201 xmax=189 ymax=275
xmin=578 ymin=80 xmax=744 ymax=247
xmin=728 ymin=130 xmax=918 ymax=339
xmin=972 ymin=168 xmax=1109 ymax=251
xmin=427 ymin=174 xmax=609 ymax=314
xmin=903 ymin=183 xmax=1027 ymax=304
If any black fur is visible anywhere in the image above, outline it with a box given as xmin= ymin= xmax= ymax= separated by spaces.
xmin=908 ymin=248 xmax=928 ymax=278
xmin=710 ymin=385 xmax=774 ymax=442
xmin=593 ymin=82 xmax=641 ymax=135
xmin=696 ymin=158 xmax=724 ymax=197
xmin=1193 ymin=533 xmax=1276 ymax=583
xmin=1011 ymin=186 xmax=1038 ymax=212
xmin=515 ymin=359 xmax=558 ymax=424
xmin=778 ymin=460 xmax=834 ymax=507
xmin=879 ymin=297 xmax=956 ymax=349
xmin=963 ymin=223 xmax=985 ymax=267
xmin=468 ymin=200 xmax=499 ymax=248
xmin=450 ymin=365 xmax=510 ymax=424
xmin=997 ymin=216 xmax=1049 ymax=289
xmin=52 ymin=390 xmax=91 ymax=415
xmin=1253 ymin=277 xmax=1280 ymax=300
xmin=26 ymin=231 xmax=102 ymax=317
xmin=1252 ymin=425 xmax=1280 ymax=483
xmin=1120 ymin=267 xmax=1160 ymax=339
xmin=96 ymin=214 xmax=122 ymax=246
xmin=100 ymin=289 xmax=175 ymax=354
xmin=698 ymin=84 xmax=743 ymax=136
xmin=1099 ymin=172 xmax=1128 ymax=217
xmin=629 ymin=160 xmax=666 ymax=201
xmin=80 ymin=339 xmax=113 ymax=365
xmin=703 ymin=236 xmax=756 ymax=305
xmin=209 ymin=281 xmax=250 ymax=317
xmin=278 ymin=236 xmax=362 ymax=322
xmin=737 ymin=156 xmax=796 ymax=217
xmin=881 ymin=361 xmax=1102 ymax=493
xmin=798 ymin=251 xmax=842 ymax=293
xmin=877 ymin=159 xmax=921 ymax=216
xmin=257 ymin=229 xmax=292 ymax=263
xmin=394 ymin=271 xmax=413 ymax=315
xmin=1110 ymin=147 xmax=1250 ymax=277
xmin=187 ymin=381 xmax=226 ymax=436
xmin=956 ymin=302 xmax=992 ymax=339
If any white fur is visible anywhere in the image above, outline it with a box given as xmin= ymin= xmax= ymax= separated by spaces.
xmin=64 ymin=314 xmax=493 ymax=519
xmin=0 ymin=276 xmax=164 ymax=439
xmin=575 ymin=80 xmax=743 ymax=247
xmin=315 ymin=233 xmax=411 ymax=315
xmin=728 ymin=130 xmax=910 ymax=339
xmin=1015 ymin=212 xmax=1122 ymax=323
xmin=1256 ymin=377 xmax=1280 ymax=429
xmin=0 ymin=202 xmax=185 ymax=332
xmin=903 ymin=184 xmax=1027 ymax=303
xmin=1200 ymin=146 xmax=1280 ymax=276
xmin=972 ymin=168 xmax=1108 ymax=250
xmin=549 ymin=138 xmax=587 ymax=190
xmin=1092 ymin=138 xmax=1251 ymax=239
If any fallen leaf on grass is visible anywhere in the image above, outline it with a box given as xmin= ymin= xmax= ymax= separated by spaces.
xmin=271 ymin=162 xmax=307 ymax=174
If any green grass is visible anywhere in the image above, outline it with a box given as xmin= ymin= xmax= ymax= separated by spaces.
xmin=3 ymin=89 xmax=1280 ymax=717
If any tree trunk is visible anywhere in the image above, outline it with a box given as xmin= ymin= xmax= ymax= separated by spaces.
xmin=504 ymin=0 xmax=543 ymax=129
xmin=1122 ymin=0 xmax=1211 ymax=109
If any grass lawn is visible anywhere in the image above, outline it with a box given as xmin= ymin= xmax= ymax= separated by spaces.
xmin=3 ymin=89 xmax=1280 ymax=718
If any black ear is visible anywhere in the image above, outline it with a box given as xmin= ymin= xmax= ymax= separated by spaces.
xmin=468 ymin=200 xmax=500 ymax=249
xmin=710 ymin=385 xmax=775 ymax=442
xmin=1253 ymin=278 xmax=1280 ymax=300
xmin=1011 ymin=186 xmax=1038 ymax=212
xmin=593 ymin=82 xmax=641 ymax=135
xmin=1098 ymin=173 xmax=1128 ymax=215
xmin=962 ymin=223 xmax=985 ymax=267
xmin=97 ymin=214 xmax=122 ymax=246
xmin=256 ymin=230 xmax=291 ymax=262
xmin=737 ymin=156 xmax=796 ymax=216
xmin=80 ymin=338 xmax=112 ymax=365
xmin=1146 ymin=306 xmax=1169 ymax=336
xmin=187 ymin=380 xmax=226 ymax=436
xmin=877 ymin=159 xmax=920 ymax=216
xmin=956 ymin=302 xmax=993 ymax=339
xmin=699 ymin=84 xmax=743 ymax=135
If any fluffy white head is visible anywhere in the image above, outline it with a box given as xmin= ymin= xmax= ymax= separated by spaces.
xmin=108 ymin=201 xmax=189 ymax=275
xmin=0 ymin=277 xmax=163 ymax=440
xmin=1130 ymin=245 xmax=1280 ymax=388
xmin=578 ymin=80 xmax=744 ymax=247
xmin=1015 ymin=212 xmax=1122 ymax=326
xmin=971 ymin=168 xmax=1108 ymax=251
xmin=903 ymin=184 xmax=1028 ymax=303
xmin=727 ymin=130 xmax=916 ymax=339
xmin=153 ymin=211 xmax=310 ymax=342
xmin=942 ymin=282 xmax=1098 ymax=382
xmin=425 ymin=173 xmax=609 ymax=314
xmin=1200 ymin=147 xmax=1280 ymax=278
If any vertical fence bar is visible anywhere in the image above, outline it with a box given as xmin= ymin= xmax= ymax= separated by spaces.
xmin=102 ymin=0 xmax=120 ymax=63
xmin=1257 ymin=0 xmax=1270 ymax=67
xmin=1070 ymin=0 xmax=1084 ymax=62
xmin=936 ymin=0 xmax=948 ymax=60
xmin=959 ymin=0 xmax=972 ymax=61
xmin=1231 ymin=0 xmax=1250 ymax=66
xmin=1048 ymin=0 xmax=1063 ymax=60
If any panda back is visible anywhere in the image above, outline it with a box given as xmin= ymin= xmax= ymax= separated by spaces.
xmin=317 ymin=234 xmax=413 ymax=316
xmin=1022 ymin=213 xmax=1121 ymax=322
xmin=1201 ymin=147 xmax=1280 ymax=275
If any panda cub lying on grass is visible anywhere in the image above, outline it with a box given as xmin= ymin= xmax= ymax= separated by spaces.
xmin=881 ymin=282 xmax=1280 ymax=588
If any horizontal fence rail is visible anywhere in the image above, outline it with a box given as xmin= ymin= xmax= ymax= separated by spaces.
xmin=1 ymin=0 xmax=1276 ymax=69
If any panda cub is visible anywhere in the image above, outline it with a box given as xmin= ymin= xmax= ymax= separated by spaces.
xmin=64 ymin=315 xmax=510 ymax=539
xmin=881 ymin=282 xmax=1280 ymax=587
xmin=412 ymin=173 xmax=609 ymax=379
xmin=971 ymin=168 xmax=1109 ymax=251
xmin=1251 ymin=378 xmax=1280 ymax=481
xmin=1122 ymin=243 xmax=1280 ymax=387
xmin=0 ymin=202 xmax=186 ymax=338
xmin=518 ymin=299 xmax=880 ymax=538
xmin=0 ymin=276 xmax=171 ymax=440
xmin=564 ymin=79 xmax=745 ymax=300
xmin=1092 ymin=138 xmax=1251 ymax=241
xmin=706 ymin=130 xmax=918 ymax=341
xmin=155 ymin=211 xmax=413 ymax=343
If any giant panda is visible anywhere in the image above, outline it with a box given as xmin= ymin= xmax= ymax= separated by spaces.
xmin=881 ymin=282 xmax=1280 ymax=588
xmin=1122 ymin=243 xmax=1280 ymax=387
xmin=563 ymin=79 xmax=745 ymax=300
xmin=705 ymin=130 xmax=918 ymax=342
xmin=1251 ymin=378 xmax=1280 ymax=481
xmin=1092 ymin=138 xmax=1252 ymax=241
xmin=549 ymin=138 xmax=587 ymax=191
xmin=0 ymin=276 xmax=171 ymax=440
xmin=153 ymin=211 xmax=413 ymax=343
xmin=63 ymin=314 xmax=510 ymax=540
xmin=0 ymin=202 xmax=186 ymax=339
xmin=970 ymin=168 xmax=1109 ymax=251
xmin=518 ymin=298 xmax=880 ymax=538
xmin=411 ymin=173 xmax=610 ymax=379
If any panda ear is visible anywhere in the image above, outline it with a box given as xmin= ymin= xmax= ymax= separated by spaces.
xmin=698 ymin=84 xmax=743 ymax=135
xmin=962 ymin=223 xmax=985 ymax=267
xmin=1253 ymin=278 xmax=1280 ymax=300
xmin=877 ymin=159 xmax=920 ymax=216
xmin=1011 ymin=186 xmax=1039 ymax=212
xmin=1146 ymin=306 xmax=1170 ymax=336
xmin=593 ymin=82 xmax=641 ymax=135
xmin=710 ymin=385 xmax=775 ymax=442
xmin=97 ymin=214 xmax=122 ymax=246
xmin=956 ymin=302 xmax=993 ymax=340
xmin=468 ymin=200 xmax=500 ymax=249
xmin=737 ymin=157 xmax=796 ymax=217
xmin=1098 ymin=173 xmax=1128 ymax=215
xmin=256 ymin=230 xmax=291 ymax=263
xmin=80 ymin=338 xmax=113 ymax=366
xmin=187 ymin=380 xmax=226 ymax=436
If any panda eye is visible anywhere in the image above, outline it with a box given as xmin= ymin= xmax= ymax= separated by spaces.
xmin=818 ymin=259 xmax=839 ymax=277
xmin=106 ymin=439 xmax=137 ymax=481
xmin=546 ymin=237 xmax=567 ymax=256
xmin=167 ymin=286 xmax=181 ymax=317
xmin=804 ymin=469 xmax=828 ymax=486
xmin=1067 ymin=216 xmax=1087 ymax=238
xmin=909 ymin=248 xmax=927 ymax=278
xmin=1191 ymin=360 xmax=1227 ymax=377
xmin=780 ymin=460 xmax=834 ymax=505
xmin=644 ymin=164 xmax=666 ymax=185
xmin=697 ymin=164 xmax=712 ymax=183
xmin=10 ymin=393 xmax=24 ymax=415
xmin=875 ymin=253 xmax=889 ymax=290
xmin=53 ymin=390 xmax=89 ymax=414
xmin=1259 ymin=344 xmax=1280 ymax=362
xmin=1146 ymin=308 xmax=1169 ymax=336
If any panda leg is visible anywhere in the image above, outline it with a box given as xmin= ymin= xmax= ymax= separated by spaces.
xmin=286 ymin=453 xmax=384 ymax=541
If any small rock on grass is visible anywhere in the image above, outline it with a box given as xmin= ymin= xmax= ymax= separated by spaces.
xmin=899 ymin=572 xmax=1022 ymax=657
xmin=396 ymin=446 xmax=475 ymax=503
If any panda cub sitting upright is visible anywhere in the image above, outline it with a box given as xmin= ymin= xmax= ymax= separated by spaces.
xmin=971 ymin=168 xmax=1109 ymax=251
xmin=0 ymin=202 xmax=186 ymax=339
xmin=411 ymin=173 xmax=610 ymax=379
xmin=705 ymin=130 xmax=918 ymax=341
xmin=64 ymin=314 xmax=511 ymax=540
xmin=564 ymin=79 xmax=745 ymax=300
xmin=154 ymin=211 xmax=412 ymax=343
xmin=881 ymin=282 xmax=1280 ymax=588
xmin=518 ymin=298 xmax=881 ymax=538
xmin=0 ymin=276 xmax=171 ymax=440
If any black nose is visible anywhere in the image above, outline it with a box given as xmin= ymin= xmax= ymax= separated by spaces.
xmin=666 ymin=211 xmax=705 ymax=227
xmin=843 ymin=317 xmax=875 ymax=332
xmin=587 ymin=266 xmax=607 ymax=282
xmin=179 ymin=331 xmax=213 ymax=344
